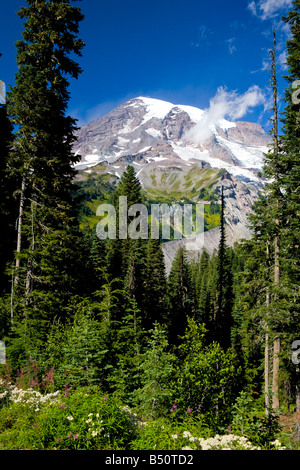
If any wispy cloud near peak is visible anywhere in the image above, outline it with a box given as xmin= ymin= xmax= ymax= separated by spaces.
xmin=185 ymin=85 xmax=266 ymax=144
xmin=248 ymin=0 xmax=293 ymax=21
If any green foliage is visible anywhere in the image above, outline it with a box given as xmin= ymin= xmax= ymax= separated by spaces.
xmin=133 ymin=324 xmax=176 ymax=419
xmin=231 ymin=390 xmax=282 ymax=448
xmin=0 ymin=387 xmax=137 ymax=450
xmin=167 ymin=247 xmax=195 ymax=344
xmin=174 ymin=318 xmax=241 ymax=428
xmin=106 ymin=299 xmax=144 ymax=400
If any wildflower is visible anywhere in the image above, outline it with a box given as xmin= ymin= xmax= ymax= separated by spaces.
xmin=67 ymin=416 xmax=73 ymax=421
xmin=271 ymin=440 xmax=286 ymax=450
xmin=92 ymin=430 xmax=98 ymax=437
xmin=73 ymin=434 xmax=79 ymax=439
xmin=85 ymin=418 xmax=92 ymax=424
xmin=170 ymin=401 xmax=177 ymax=413
xmin=60 ymin=403 xmax=66 ymax=408
xmin=187 ymin=407 xmax=192 ymax=414
xmin=103 ymin=396 xmax=107 ymax=401
xmin=183 ymin=431 xmax=192 ymax=438
xmin=96 ymin=413 xmax=99 ymax=418
xmin=171 ymin=434 xmax=178 ymax=439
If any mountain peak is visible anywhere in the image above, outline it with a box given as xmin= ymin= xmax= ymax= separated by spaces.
xmin=73 ymin=95 xmax=269 ymax=185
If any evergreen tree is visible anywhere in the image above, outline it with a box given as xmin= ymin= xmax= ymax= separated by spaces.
xmin=142 ymin=238 xmax=168 ymax=330
xmin=166 ymin=245 xmax=195 ymax=345
xmin=213 ymin=186 xmax=234 ymax=350
xmin=279 ymin=2 xmax=300 ymax=409
xmin=106 ymin=165 xmax=147 ymax=322
xmin=107 ymin=165 xmax=144 ymax=281
xmin=0 ymin=78 xmax=16 ymax=295
xmin=233 ymin=16 xmax=300 ymax=410
xmin=195 ymin=249 xmax=210 ymax=320
xmin=133 ymin=323 xmax=175 ymax=418
xmin=6 ymin=0 xmax=85 ymax=347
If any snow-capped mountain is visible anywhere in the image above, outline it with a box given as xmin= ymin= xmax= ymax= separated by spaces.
xmin=73 ymin=96 xmax=270 ymax=269
xmin=73 ymin=96 xmax=269 ymax=184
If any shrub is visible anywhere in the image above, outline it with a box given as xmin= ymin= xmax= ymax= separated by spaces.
xmin=0 ymin=386 xmax=138 ymax=450
xmin=131 ymin=418 xmax=262 ymax=450
xmin=231 ymin=391 xmax=284 ymax=449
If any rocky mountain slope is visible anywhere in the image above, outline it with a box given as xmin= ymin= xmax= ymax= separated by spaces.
xmin=73 ymin=96 xmax=270 ymax=271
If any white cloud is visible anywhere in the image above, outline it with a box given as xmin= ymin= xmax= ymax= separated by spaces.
xmin=248 ymin=0 xmax=293 ymax=20
xmin=185 ymin=86 xmax=266 ymax=144
xmin=278 ymin=50 xmax=288 ymax=70
xmin=248 ymin=1 xmax=258 ymax=16
xmin=226 ymin=38 xmax=237 ymax=54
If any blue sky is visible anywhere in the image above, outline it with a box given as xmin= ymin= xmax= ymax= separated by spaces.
xmin=0 ymin=0 xmax=294 ymax=130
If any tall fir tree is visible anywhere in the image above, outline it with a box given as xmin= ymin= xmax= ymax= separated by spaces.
xmin=280 ymin=2 xmax=300 ymax=410
xmin=213 ymin=186 xmax=234 ymax=350
xmin=167 ymin=245 xmax=195 ymax=345
xmin=6 ymin=0 xmax=85 ymax=350
xmin=142 ymin=238 xmax=168 ymax=330
xmin=234 ymin=14 xmax=300 ymax=410
xmin=106 ymin=165 xmax=147 ymax=322
xmin=0 ymin=74 xmax=16 ymax=296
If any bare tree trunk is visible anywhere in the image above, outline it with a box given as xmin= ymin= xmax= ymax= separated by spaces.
xmin=265 ymin=242 xmax=270 ymax=414
xmin=265 ymin=332 xmax=270 ymax=414
xmin=272 ymin=230 xmax=280 ymax=411
xmin=11 ymin=177 xmax=26 ymax=322
xmin=25 ymin=200 xmax=36 ymax=305
xmin=272 ymin=336 xmax=280 ymax=410
xmin=15 ymin=177 xmax=26 ymax=282
xmin=270 ymin=30 xmax=281 ymax=412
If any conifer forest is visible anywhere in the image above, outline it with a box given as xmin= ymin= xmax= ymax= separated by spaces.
xmin=0 ymin=0 xmax=299 ymax=452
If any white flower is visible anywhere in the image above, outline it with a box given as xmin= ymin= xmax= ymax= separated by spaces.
xmin=85 ymin=418 xmax=92 ymax=424
xmin=92 ymin=430 xmax=98 ymax=437
xmin=271 ymin=439 xmax=286 ymax=450
xmin=171 ymin=434 xmax=178 ymax=439
xmin=183 ymin=431 xmax=192 ymax=438
xmin=67 ymin=416 xmax=73 ymax=421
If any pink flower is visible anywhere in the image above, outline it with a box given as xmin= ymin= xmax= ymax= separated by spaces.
xmin=170 ymin=401 xmax=177 ymax=413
